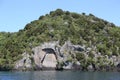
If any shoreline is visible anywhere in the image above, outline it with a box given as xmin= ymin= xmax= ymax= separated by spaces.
xmin=8 ymin=67 xmax=120 ymax=72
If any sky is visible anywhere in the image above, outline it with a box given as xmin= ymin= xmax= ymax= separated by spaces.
xmin=0 ymin=0 xmax=120 ymax=32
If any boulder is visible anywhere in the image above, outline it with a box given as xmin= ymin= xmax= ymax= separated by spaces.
xmin=117 ymin=63 xmax=120 ymax=71
xmin=63 ymin=62 xmax=73 ymax=70
xmin=72 ymin=61 xmax=82 ymax=70
xmin=62 ymin=61 xmax=82 ymax=70
xmin=87 ymin=65 xmax=94 ymax=71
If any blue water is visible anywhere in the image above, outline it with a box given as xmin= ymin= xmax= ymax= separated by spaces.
xmin=0 ymin=71 xmax=119 ymax=80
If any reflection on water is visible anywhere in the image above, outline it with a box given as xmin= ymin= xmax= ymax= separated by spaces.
xmin=0 ymin=71 xmax=120 ymax=80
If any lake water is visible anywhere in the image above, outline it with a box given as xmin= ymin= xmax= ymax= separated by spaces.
xmin=0 ymin=71 xmax=120 ymax=80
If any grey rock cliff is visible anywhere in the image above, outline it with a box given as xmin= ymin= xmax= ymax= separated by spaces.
xmin=15 ymin=41 xmax=120 ymax=71
xmin=15 ymin=52 xmax=32 ymax=70
xmin=15 ymin=41 xmax=59 ymax=70
xmin=15 ymin=41 xmax=84 ymax=70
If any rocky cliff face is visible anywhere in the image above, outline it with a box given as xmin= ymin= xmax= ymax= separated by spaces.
xmin=15 ymin=41 xmax=83 ymax=70
xmin=15 ymin=41 xmax=120 ymax=71
xmin=15 ymin=52 xmax=32 ymax=70
xmin=15 ymin=41 xmax=59 ymax=70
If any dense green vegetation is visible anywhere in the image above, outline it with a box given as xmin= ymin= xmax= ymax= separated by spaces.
xmin=0 ymin=9 xmax=120 ymax=70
